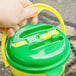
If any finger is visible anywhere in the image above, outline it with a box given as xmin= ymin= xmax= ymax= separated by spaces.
xmin=20 ymin=0 xmax=32 ymax=7
xmin=6 ymin=28 xmax=14 ymax=37
xmin=31 ymin=16 xmax=38 ymax=24
xmin=12 ymin=25 xmax=20 ymax=31
xmin=19 ymin=19 xmax=27 ymax=27
xmin=21 ymin=7 xmax=38 ymax=20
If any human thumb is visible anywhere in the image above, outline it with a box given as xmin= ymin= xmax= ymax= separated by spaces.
xmin=21 ymin=7 xmax=39 ymax=20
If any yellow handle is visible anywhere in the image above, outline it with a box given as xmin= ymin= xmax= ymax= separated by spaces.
xmin=1 ymin=3 xmax=65 ymax=67
xmin=28 ymin=3 xmax=65 ymax=34
xmin=1 ymin=29 xmax=9 ymax=67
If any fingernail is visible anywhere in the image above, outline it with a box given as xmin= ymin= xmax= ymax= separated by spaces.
xmin=13 ymin=25 xmax=19 ymax=31
xmin=31 ymin=16 xmax=38 ymax=24
xmin=7 ymin=28 xmax=14 ymax=37
xmin=22 ymin=21 xmax=27 ymax=25
xmin=32 ymin=7 xmax=39 ymax=14
xmin=27 ymin=0 xmax=32 ymax=5
xmin=28 ymin=2 xmax=32 ymax=5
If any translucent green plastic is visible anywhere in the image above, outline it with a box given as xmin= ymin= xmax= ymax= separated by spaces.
xmin=5 ymin=23 xmax=71 ymax=76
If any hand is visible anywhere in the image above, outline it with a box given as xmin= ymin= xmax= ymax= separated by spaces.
xmin=0 ymin=0 xmax=38 ymax=36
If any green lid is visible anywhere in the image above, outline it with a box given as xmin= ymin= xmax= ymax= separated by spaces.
xmin=5 ymin=23 xmax=71 ymax=74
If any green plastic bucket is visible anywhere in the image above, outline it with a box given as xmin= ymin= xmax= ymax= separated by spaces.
xmin=5 ymin=23 xmax=71 ymax=76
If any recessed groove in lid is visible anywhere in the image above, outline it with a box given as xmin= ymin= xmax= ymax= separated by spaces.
xmin=20 ymin=25 xmax=53 ymax=38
